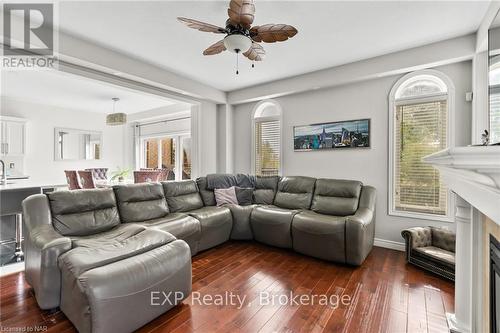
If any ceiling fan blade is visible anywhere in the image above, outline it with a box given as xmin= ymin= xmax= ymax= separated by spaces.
xmin=250 ymin=24 xmax=298 ymax=43
xmin=243 ymin=42 xmax=265 ymax=61
xmin=177 ymin=17 xmax=227 ymax=34
xmin=227 ymin=0 xmax=255 ymax=29
xmin=203 ymin=40 xmax=226 ymax=55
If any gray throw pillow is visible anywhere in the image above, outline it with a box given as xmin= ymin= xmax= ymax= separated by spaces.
xmin=214 ymin=187 xmax=238 ymax=206
xmin=235 ymin=187 xmax=253 ymax=206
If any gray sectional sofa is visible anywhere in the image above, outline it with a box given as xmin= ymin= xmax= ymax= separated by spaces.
xmin=22 ymin=175 xmax=376 ymax=333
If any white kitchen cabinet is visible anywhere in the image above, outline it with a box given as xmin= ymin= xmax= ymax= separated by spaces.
xmin=0 ymin=117 xmax=26 ymax=156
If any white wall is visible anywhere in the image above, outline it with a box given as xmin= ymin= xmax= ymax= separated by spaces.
xmin=1 ymin=98 xmax=126 ymax=184
xmin=232 ymin=61 xmax=472 ymax=244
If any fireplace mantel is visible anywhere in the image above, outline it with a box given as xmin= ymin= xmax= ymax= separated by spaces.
xmin=423 ymin=146 xmax=500 ymax=224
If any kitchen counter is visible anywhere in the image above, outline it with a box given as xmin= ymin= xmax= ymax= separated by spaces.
xmin=0 ymin=179 xmax=67 ymax=191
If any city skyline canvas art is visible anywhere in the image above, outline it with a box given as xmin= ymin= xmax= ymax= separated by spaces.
xmin=294 ymin=118 xmax=370 ymax=151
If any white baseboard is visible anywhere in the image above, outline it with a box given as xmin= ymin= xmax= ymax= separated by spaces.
xmin=374 ymin=238 xmax=405 ymax=252
xmin=0 ymin=262 xmax=25 ymax=277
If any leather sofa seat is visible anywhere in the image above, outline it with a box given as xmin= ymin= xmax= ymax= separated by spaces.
xmin=134 ymin=213 xmax=201 ymax=255
xmin=413 ymin=246 xmax=455 ymax=268
xmin=291 ymin=181 xmax=376 ymax=265
xmin=292 ymin=211 xmax=346 ymax=262
xmin=187 ymin=206 xmax=232 ymax=251
xmin=251 ymin=176 xmax=315 ymax=248
xmin=70 ymin=224 xmax=146 ymax=248
xmin=250 ymin=205 xmax=299 ymax=248
xmin=58 ymin=228 xmax=191 ymax=333
xmin=225 ymin=204 xmax=256 ymax=240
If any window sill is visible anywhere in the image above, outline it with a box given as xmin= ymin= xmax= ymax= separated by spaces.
xmin=389 ymin=210 xmax=454 ymax=223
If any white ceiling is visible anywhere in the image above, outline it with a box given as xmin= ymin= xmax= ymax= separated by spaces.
xmin=1 ymin=70 xmax=179 ymax=114
xmin=56 ymin=1 xmax=491 ymax=91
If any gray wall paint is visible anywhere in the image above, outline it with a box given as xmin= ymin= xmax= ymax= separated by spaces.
xmin=232 ymin=61 xmax=472 ymax=243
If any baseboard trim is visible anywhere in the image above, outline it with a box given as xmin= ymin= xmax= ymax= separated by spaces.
xmin=374 ymin=238 xmax=405 ymax=252
xmin=0 ymin=262 xmax=25 ymax=277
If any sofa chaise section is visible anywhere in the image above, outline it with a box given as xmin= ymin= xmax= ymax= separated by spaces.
xmin=59 ymin=227 xmax=191 ymax=333
xmin=22 ymin=187 xmax=193 ymax=333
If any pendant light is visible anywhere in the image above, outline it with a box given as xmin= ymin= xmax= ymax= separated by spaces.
xmin=106 ymin=97 xmax=126 ymax=126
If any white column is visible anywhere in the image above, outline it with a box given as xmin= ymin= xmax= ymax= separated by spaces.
xmin=447 ymin=196 xmax=472 ymax=333
xmin=225 ymin=103 xmax=234 ymax=174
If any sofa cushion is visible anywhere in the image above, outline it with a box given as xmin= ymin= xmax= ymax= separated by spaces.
xmin=226 ymin=204 xmax=255 ymax=240
xmin=413 ymin=246 xmax=455 ymax=268
xmin=113 ymin=183 xmax=169 ymax=223
xmin=162 ymin=180 xmax=204 ymax=213
xmin=253 ymin=176 xmax=279 ymax=205
xmin=47 ymin=189 xmax=120 ymax=236
xmin=273 ymin=176 xmax=316 ymax=210
xmin=431 ymin=227 xmax=455 ymax=253
xmin=311 ymin=179 xmax=362 ymax=216
xmin=132 ymin=213 xmax=201 ymax=256
xmin=187 ymin=206 xmax=232 ymax=251
xmin=196 ymin=177 xmax=216 ymax=206
xmin=71 ymin=224 xmax=146 ymax=248
xmin=292 ymin=211 xmax=346 ymax=262
xmin=214 ymin=187 xmax=239 ymax=206
xmin=235 ymin=187 xmax=253 ymax=206
xmin=59 ymin=228 xmax=176 ymax=277
xmin=250 ymin=205 xmax=298 ymax=248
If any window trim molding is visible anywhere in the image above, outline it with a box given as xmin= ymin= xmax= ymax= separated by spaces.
xmin=251 ymin=99 xmax=283 ymax=176
xmin=388 ymin=69 xmax=456 ymax=223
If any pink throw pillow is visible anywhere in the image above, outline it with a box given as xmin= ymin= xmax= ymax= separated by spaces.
xmin=214 ymin=187 xmax=238 ymax=206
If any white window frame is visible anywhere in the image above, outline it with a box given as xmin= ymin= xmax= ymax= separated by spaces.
xmin=251 ymin=99 xmax=283 ymax=176
xmin=139 ymin=132 xmax=191 ymax=181
xmin=388 ymin=69 xmax=455 ymax=223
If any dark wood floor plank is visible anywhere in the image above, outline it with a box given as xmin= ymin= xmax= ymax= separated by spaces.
xmin=0 ymin=243 xmax=454 ymax=333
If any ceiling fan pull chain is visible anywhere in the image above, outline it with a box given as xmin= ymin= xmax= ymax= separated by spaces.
xmin=236 ymin=51 xmax=239 ymax=75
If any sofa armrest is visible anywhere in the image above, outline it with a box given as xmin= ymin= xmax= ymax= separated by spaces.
xmin=345 ymin=186 xmax=376 ymax=266
xmin=23 ymin=194 xmax=72 ymax=309
xmin=401 ymin=227 xmax=432 ymax=261
xmin=347 ymin=208 xmax=374 ymax=226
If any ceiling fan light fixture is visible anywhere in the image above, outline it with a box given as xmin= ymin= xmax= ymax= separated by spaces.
xmin=223 ymin=34 xmax=252 ymax=53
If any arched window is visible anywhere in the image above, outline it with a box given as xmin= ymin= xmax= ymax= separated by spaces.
xmin=252 ymin=100 xmax=282 ymax=176
xmin=389 ymin=70 xmax=454 ymax=221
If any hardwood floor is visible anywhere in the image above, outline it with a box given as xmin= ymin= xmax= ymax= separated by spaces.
xmin=0 ymin=242 xmax=454 ymax=333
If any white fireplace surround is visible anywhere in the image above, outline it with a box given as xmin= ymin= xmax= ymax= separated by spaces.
xmin=423 ymin=145 xmax=500 ymax=333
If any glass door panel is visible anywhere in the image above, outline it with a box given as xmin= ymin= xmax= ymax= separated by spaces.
xmin=181 ymin=137 xmax=191 ymax=180
xmin=144 ymin=138 xmax=159 ymax=168
xmin=160 ymin=138 xmax=176 ymax=180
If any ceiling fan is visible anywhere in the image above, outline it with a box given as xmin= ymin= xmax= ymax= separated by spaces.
xmin=177 ymin=0 xmax=298 ymax=74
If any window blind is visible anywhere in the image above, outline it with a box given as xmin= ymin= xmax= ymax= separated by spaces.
xmin=255 ymin=120 xmax=280 ymax=176
xmin=490 ymin=86 xmax=500 ymax=144
xmin=394 ymin=100 xmax=448 ymax=215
